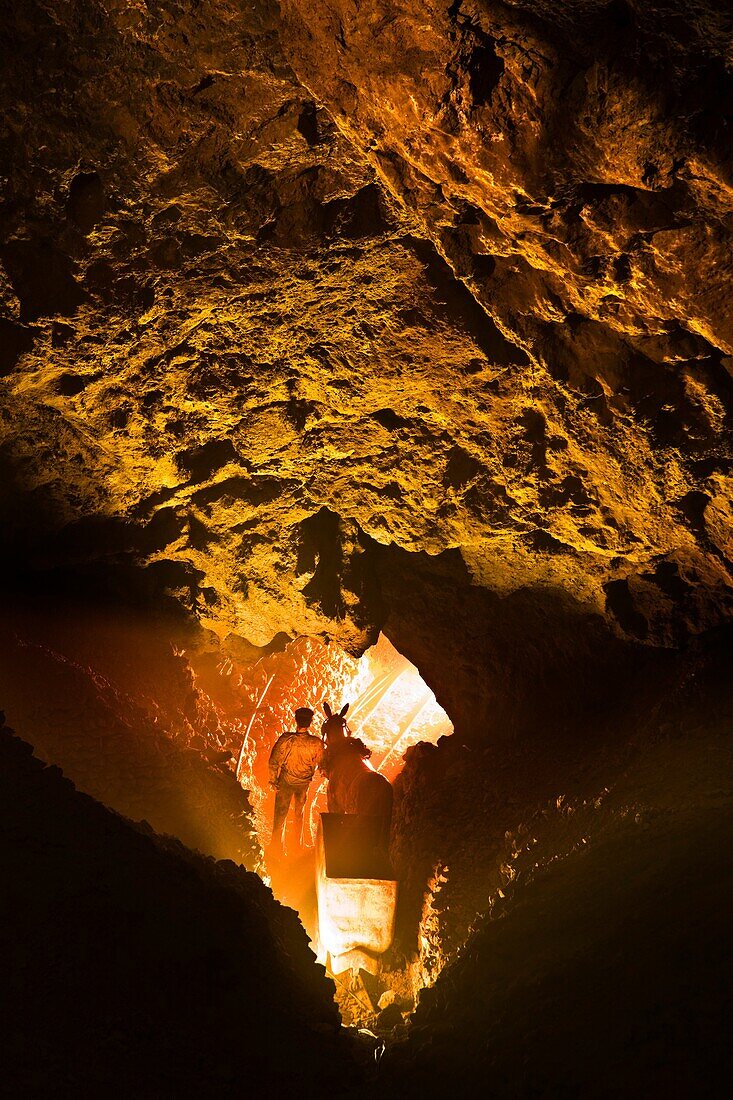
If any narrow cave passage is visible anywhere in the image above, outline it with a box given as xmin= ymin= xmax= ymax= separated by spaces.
xmin=0 ymin=592 xmax=457 ymax=1047
xmin=208 ymin=631 xmax=453 ymax=840
xmin=4 ymin=584 xmax=733 ymax=1090
xmin=195 ymin=630 xmax=454 ymax=1015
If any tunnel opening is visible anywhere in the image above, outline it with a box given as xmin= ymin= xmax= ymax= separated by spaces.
xmin=2 ymin=564 xmax=733 ymax=1078
xmin=207 ymin=630 xmax=454 ymax=842
xmin=192 ymin=628 xmax=455 ymax=1025
xmin=0 ymin=586 xmax=461 ymax=1031
xmin=5 ymin=592 xmax=733 ymax=1090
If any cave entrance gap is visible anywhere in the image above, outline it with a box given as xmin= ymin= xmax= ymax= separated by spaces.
xmin=212 ymin=631 xmax=452 ymax=949
xmin=224 ymin=632 xmax=453 ymax=848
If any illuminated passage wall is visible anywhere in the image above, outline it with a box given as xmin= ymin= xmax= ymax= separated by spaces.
xmin=205 ymin=631 xmax=453 ymax=843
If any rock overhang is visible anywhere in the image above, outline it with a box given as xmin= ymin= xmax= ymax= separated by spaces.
xmin=1 ymin=0 xmax=733 ymax=729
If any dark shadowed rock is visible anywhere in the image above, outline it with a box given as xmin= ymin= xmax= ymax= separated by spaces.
xmin=0 ymin=722 xmax=356 ymax=1094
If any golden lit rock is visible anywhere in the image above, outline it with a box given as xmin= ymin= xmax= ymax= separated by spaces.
xmin=2 ymin=1 xmax=733 ymax=1092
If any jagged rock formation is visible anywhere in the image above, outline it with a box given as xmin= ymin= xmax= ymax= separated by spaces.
xmin=2 ymin=0 xmax=481 ymax=658
xmin=384 ymin=717 xmax=733 ymax=1097
xmin=3 ymin=0 xmax=733 ymax=698
xmin=281 ymin=0 xmax=733 ymax=651
xmin=0 ymin=617 xmax=261 ymax=868
xmin=3 ymin=1 xmax=733 ymax=1091
xmin=388 ymin=623 xmax=733 ymax=977
xmin=0 ymin=719 xmax=356 ymax=1095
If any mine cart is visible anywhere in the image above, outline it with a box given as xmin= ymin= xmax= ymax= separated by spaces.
xmin=315 ymin=812 xmax=398 ymax=975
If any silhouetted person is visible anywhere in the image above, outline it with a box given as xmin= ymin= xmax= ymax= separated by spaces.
xmin=268 ymin=707 xmax=323 ymax=855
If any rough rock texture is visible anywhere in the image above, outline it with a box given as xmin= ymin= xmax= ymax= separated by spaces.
xmin=384 ymin=624 xmax=733 ymax=1014
xmin=281 ymin=0 xmax=733 ymax=649
xmin=382 ymin=718 xmax=733 ymax=1097
xmin=0 ymin=614 xmax=262 ymax=868
xmin=3 ymin=3 xmax=733 ymax=1088
xmin=0 ymin=719 xmax=356 ymax=1095
xmin=1 ymin=0 xmax=492 ymax=658
xmin=3 ymin=0 xmax=733 ymax=697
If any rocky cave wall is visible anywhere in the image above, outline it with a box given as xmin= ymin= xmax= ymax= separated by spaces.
xmin=0 ymin=716 xmax=358 ymax=1095
xmin=0 ymin=609 xmax=262 ymax=869
xmin=3 ymin=0 xmax=733 ymax=1090
xmin=0 ymin=0 xmax=730 ymax=860
xmin=4 ymin=0 xmax=733 ymax=698
xmin=279 ymin=0 xmax=733 ymax=651
xmin=387 ymin=620 xmax=730 ymax=981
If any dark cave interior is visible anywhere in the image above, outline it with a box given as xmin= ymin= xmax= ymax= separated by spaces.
xmin=3 ymin=0 xmax=733 ymax=1095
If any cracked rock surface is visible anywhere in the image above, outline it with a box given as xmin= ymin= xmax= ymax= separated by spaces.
xmin=280 ymin=0 xmax=733 ymax=650
xmin=2 ymin=0 xmax=733 ymax=707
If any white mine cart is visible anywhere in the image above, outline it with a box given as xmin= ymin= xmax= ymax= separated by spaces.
xmin=315 ymin=812 xmax=398 ymax=976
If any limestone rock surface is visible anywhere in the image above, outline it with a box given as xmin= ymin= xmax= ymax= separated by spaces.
xmin=2 ymin=6 xmax=733 ymax=1082
xmin=2 ymin=0 xmax=733 ymax=733
xmin=280 ymin=0 xmax=733 ymax=651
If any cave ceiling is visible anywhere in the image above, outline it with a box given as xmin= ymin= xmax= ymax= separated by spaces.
xmin=2 ymin=0 xmax=733 ymax=668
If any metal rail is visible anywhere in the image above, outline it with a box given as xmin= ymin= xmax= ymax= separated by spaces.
xmin=235 ymin=672 xmax=275 ymax=781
